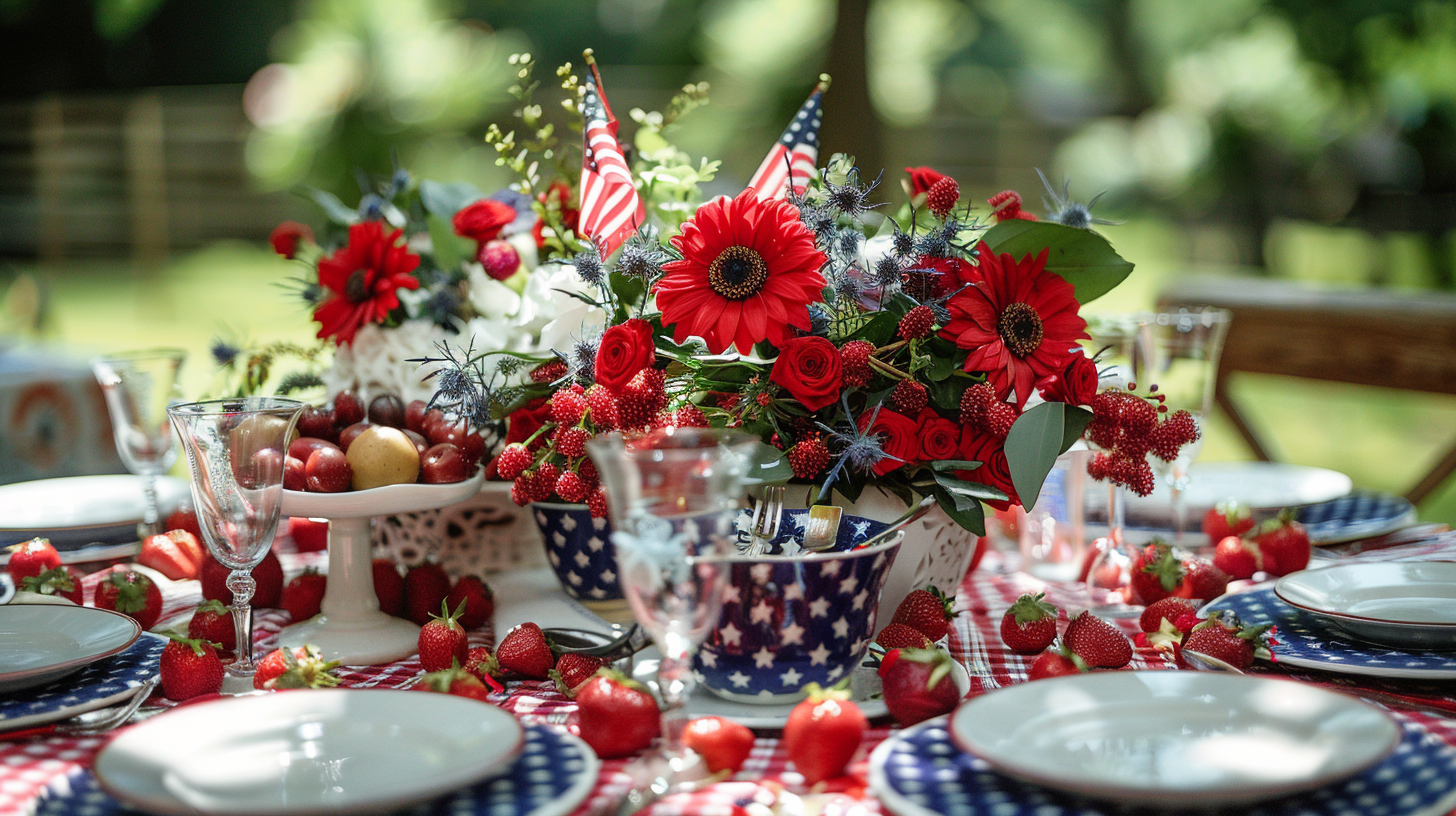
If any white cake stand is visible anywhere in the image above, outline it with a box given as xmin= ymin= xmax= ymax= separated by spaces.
xmin=276 ymin=472 xmax=485 ymax=665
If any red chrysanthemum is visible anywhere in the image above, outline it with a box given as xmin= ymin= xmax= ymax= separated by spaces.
xmin=654 ymin=189 xmax=827 ymax=354
xmin=313 ymin=221 xmax=421 ymax=345
xmin=939 ymin=242 xmax=1088 ymax=408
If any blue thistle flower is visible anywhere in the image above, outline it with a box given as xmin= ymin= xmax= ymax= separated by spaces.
xmin=872 ymin=253 xmax=903 ymax=290
xmin=571 ymin=335 xmax=599 ymax=383
xmin=574 ymin=243 xmax=606 ymax=288
xmin=358 ymin=193 xmax=385 ymax=222
xmin=210 ymin=339 xmax=240 ymax=367
xmin=822 ymin=170 xmax=883 ymax=218
xmin=890 ymin=223 xmax=915 ymax=259
xmin=1036 ymin=168 xmax=1119 ymax=229
xmin=618 ymin=238 xmax=669 ymax=281
xmin=814 ymin=397 xmax=898 ymax=494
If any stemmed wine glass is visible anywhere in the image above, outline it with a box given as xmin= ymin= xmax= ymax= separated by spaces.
xmin=168 ymin=397 xmax=304 ymax=679
xmin=586 ymin=427 xmax=756 ymax=797
xmin=92 ymin=349 xmax=186 ymax=538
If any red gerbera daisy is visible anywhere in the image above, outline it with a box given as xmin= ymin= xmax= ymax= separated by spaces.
xmin=654 ymin=189 xmax=827 ymax=354
xmin=313 ymin=221 xmax=421 ymax=345
xmin=940 ymin=241 xmax=1087 ymax=407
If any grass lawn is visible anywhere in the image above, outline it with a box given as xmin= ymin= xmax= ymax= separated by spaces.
xmin=10 ymin=225 xmax=1456 ymax=524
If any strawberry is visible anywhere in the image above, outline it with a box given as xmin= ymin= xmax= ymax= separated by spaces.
xmin=165 ymin=505 xmax=204 ymax=540
xmin=160 ymin=636 xmax=224 ymax=700
xmin=188 ymin=599 xmax=237 ymax=651
xmin=1202 ymin=501 xmax=1254 ymax=547
xmin=417 ymin=666 xmax=492 ymax=702
xmin=1252 ymin=513 xmax=1310 ymax=577
xmin=495 ymin=622 xmax=554 ymax=679
xmin=373 ymin=558 xmax=405 ymax=616
xmin=1063 ymin=610 xmax=1133 ymax=669
xmin=783 ymin=683 xmax=868 ymax=784
xmin=201 ymin=548 xmax=284 ymax=607
xmin=1129 ymin=540 xmax=1184 ymax=606
xmin=875 ymin=623 xmax=933 ymax=650
xmin=464 ymin=646 xmax=499 ymax=684
xmin=891 ymin=586 xmax=957 ymax=642
xmin=1139 ymin=597 xmax=1200 ymax=634
xmin=403 ymin=562 xmax=451 ymax=626
xmin=576 ymin=670 xmax=660 ymax=759
xmin=550 ymin=653 xmax=604 ymax=697
xmin=878 ymin=647 xmax=963 ymax=727
xmin=253 ymin=645 xmax=341 ymax=690
xmin=1213 ymin=535 xmax=1261 ymax=580
xmin=6 ymin=538 xmax=60 ymax=582
xmin=1177 ymin=559 xmax=1229 ymax=601
xmin=95 ymin=568 xmax=163 ymax=630
xmin=1028 ymin=643 xmax=1087 ymax=680
xmin=282 ymin=569 xmax=327 ymax=622
xmin=139 ymin=531 xmax=202 ymax=581
xmin=444 ymin=575 xmax=494 ymax=630
xmin=417 ymin=599 xmax=470 ymax=672
xmin=19 ymin=566 xmax=83 ymax=604
xmin=999 ymin=593 xmax=1059 ymax=654
xmin=1181 ymin=613 xmax=1272 ymax=671
xmin=682 ymin=716 xmax=756 ymax=774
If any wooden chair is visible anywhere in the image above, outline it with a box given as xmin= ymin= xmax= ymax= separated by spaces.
xmin=1158 ymin=275 xmax=1456 ymax=505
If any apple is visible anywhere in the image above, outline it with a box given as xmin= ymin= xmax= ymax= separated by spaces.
xmin=284 ymin=455 xmax=306 ymax=491
xmin=333 ymin=390 xmax=365 ymax=428
xmin=368 ymin=394 xmax=406 ymax=428
xmin=421 ymin=443 xmax=470 ymax=484
xmin=304 ymin=447 xmax=352 ymax=493
xmin=297 ymin=404 xmax=336 ymax=442
xmin=405 ymin=400 xmax=430 ymax=434
xmin=402 ymin=429 xmax=430 ymax=458
xmin=346 ymin=426 xmax=420 ymax=490
xmin=338 ymin=421 xmax=373 ymax=452
xmin=289 ymin=436 xmax=340 ymax=463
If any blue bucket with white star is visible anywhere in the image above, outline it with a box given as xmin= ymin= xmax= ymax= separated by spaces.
xmin=532 ymin=502 xmax=623 ymax=604
xmin=695 ymin=511 xmax=902 ymax=705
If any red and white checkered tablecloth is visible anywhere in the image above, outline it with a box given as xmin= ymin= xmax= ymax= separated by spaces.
xmin=4 ymin=540 xmax=1455 ymax=816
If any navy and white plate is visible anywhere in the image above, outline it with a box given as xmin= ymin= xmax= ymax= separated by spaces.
xmin=39 ymin=723 xmax=598 ymax=816
xmin=1275 ymin=562 xmax=1456 ymax=650
xmin=0 ymin=633 xmax=164 ymax=731
xmin=0 ymin=605 xmax=141 ymax=693
xmin=1209 ymin=586 xmax=1456 ymax=679
xmin=871 ymin=714 xmax=1456 ymax=816
xmin=1296 ymin=490 xmax=1418 ymax=545
xmin=0 ymin=475 xmax=188 ymax=550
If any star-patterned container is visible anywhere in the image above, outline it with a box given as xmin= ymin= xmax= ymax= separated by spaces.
xmin=531 ymin=502 xmax=623 ymax=604
xmin=695 ymin=511 xmax=901 ymax=704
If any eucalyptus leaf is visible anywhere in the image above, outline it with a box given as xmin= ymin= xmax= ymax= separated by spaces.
xmin=1061 ymin=405 xmax=1093 ymax=452
xmin=419 ymin=180 xmax=487 ymax=219
xmin=932 ymin=469 xmax=1008 ymax=503
xmin=1004 ymin=401 xmax=1073 ymax=512
xmin=301 ymin=187 xmax=361 ymax=226
xmin=932 ymin=487 xmax=986 ymax=536
xmin=980 ymin=221 xmax=1133 ymax=304
xmin=929 ymin=459 xmax=981 ymax=472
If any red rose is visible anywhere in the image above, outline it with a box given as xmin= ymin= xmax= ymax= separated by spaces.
xmin=904 ymin=166 xmax=949 ymax=197
xmin=595 ymin=319 xmax=657 ymax=391
xmin=858 ymin=407 xmax=919 ymax=476
xmin=956 ymin=427 xmax=1019 ymax=510
xmin=770 ymin=336 xmax=843 ymax=412
xmin=269 ymin=221 xmax=313 ymax=259
xmin=452 ymin=199 xmax=516 ymax=243
xmin=1039 ymin=352 xmax=1099 ymax=406
xmin=916 ymin=408 xmax=961 ymax=462
xmin=505 ymin=398 xmax=551 ymax=449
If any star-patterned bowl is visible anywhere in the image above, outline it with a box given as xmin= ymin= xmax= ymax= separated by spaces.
xmin=694 ymin=511 xmax=902 ymax=705
xmin=532 ymin=502 xmax=623 ymax=604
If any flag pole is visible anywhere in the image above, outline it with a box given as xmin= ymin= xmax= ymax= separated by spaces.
xmin=582 ymin=49 xmax=615 ymax=127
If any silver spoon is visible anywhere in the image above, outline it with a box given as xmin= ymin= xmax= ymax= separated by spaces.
xmin=850 ymin=495 xmax=937 ymax=551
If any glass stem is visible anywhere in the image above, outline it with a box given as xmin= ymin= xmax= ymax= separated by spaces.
xmin=1170 ymin=480 xmax=1186 ymax=547
xmin=226 ymin=570 xmax=257 ymax=674
xmin=1107 ymin=480 xmax=1125 ymax=548
xmin=141 ymin=471 xmax=160 ymax=535
xmin=656 ymin=635 xmax=694 ymax=757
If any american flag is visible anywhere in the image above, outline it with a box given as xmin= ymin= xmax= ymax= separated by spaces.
xmin=746 ymin=76 xmax=829 ymax=201
xmin=578 ymin=62 xmax=644 ymax=260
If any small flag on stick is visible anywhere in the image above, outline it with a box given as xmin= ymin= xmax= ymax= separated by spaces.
xmin=746 ymin=75 xmax=829 ymax=201
xmin=578 ymin=50 xmax=645 ymax=258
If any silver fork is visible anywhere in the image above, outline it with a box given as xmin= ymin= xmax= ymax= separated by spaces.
xmin=746 ymin=485 xmax=785 ymax=557
xmin=56 ymin=676 xmax=159 ymax=735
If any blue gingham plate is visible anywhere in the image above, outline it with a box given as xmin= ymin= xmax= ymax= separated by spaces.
xmin=870 ymin=716 xmax=1456 ymax=816
xmin=37 ymin=723 xmax=598 ymax=816
xmin=1209 ymin=586 xmax=1456 ymax=680
xmin=1297 ymin=490 xmax=1418 ymax=545
xmin=0 ymin=632 xmax=163 ymax=731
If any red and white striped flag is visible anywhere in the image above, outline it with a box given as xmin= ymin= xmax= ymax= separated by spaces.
xmin=578 ymin=59 xmax=644 ymax=259
xmin=747 ymin=76 xmax=829 ymax=201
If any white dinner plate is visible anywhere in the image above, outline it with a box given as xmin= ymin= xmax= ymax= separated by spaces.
xmin=0 ymin=474 xmax=188 ymax=550
xmin=0 ymin=605 xmax=141 ymax=694
xmin=1275 ymin=562 xmax=1456 ymax=650
xmin=948 ymin=671 xmax=1399 ymax=807
xmin=93 ymin=689 xmax=524 ymax=815
xmin=1123 ymin=462 xmax=1352 ymax=524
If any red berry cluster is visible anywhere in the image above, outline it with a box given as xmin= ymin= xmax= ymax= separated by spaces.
xmin=958 ymin=382 xmax=1018 ymax=439
xmin=925 ymin=177 xmax=960 ymax=220
xmin=530 ymin=359 xmax=567 ymax=383
xmin=897 ymin=305 xmax=934 ymax=340
xmin=890 ymin=379 xmax=928 ymax=415
xmin=840 ymin=341 xmax=874 ymax=388
xmin=1085 ymin=389 xmax=1200 ymax=496
xmin=788 ymin=435 xmax=831 ymax=479
xmin=987 ymin=190 xmax=1038 ymax=223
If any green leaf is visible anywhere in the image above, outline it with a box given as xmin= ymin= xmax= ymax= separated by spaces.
xmin=1004 ymin=401 xmax=1074 ymax=512
xmin=1061 ymin=405 xmax=1094 ymax=453
xmin=300 ymin=187 xmax=360 ymax=226
xmin=426 ymin=215 xmax=471 ymax=271
xmin=929 ymin=459 xmax=981 ymax=472
xmin=419 ymin=180 xmax=486 ymax=219
xmin=932 ymin=487 xmax=986 ymax=536
xmin=932 ymin=469 xmax=1007 ymax=503
xmin=980 ymin=221 xmax=1133 ymax=304
xmin=744 ymin=443 xmax=793 ymax=485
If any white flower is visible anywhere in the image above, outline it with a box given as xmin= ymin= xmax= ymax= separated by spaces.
xmin=465 ymin=267 xmax=523 ymax=320
xmin=519 ymin=262 xmax=606 ymax=354
xmin=324 ymin=319 xmax=453 ymax=405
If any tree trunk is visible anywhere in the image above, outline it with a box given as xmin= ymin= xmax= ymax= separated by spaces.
xmin=821 ymin=0 xmax=883 ymax=178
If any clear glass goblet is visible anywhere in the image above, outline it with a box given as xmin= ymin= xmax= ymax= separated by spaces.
xmin=92 ymin=349 xmax=186 ymax=538
xmin=168 ymin=397 xmax=303 ymax=678
xmin=587 ymin=427 xmax=756 ymax=796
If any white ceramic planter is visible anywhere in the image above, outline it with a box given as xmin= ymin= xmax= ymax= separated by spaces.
xmin=370 ymin=482 xmax=544 ymax=578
